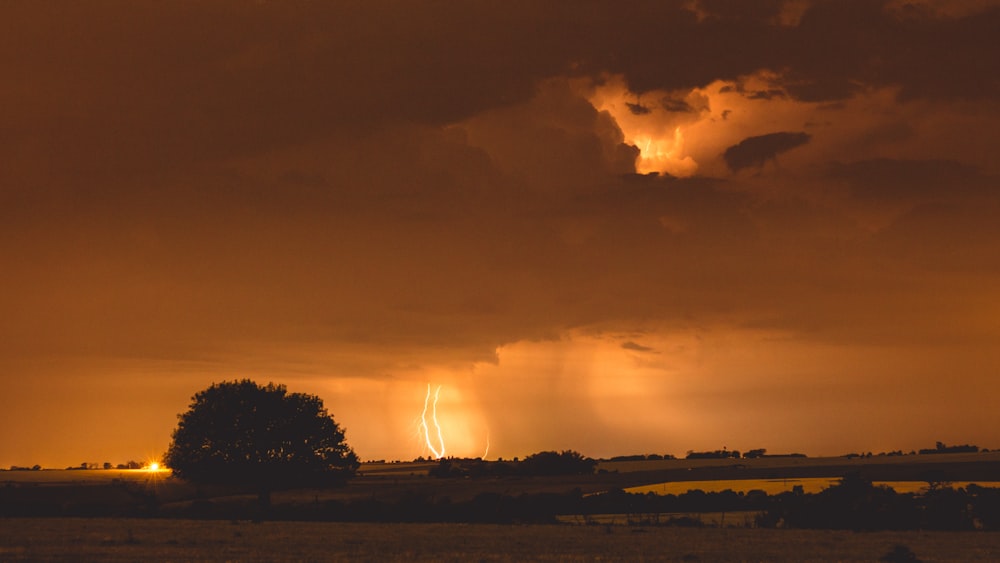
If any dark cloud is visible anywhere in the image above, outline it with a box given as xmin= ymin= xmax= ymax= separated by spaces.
xmin=690 ymin=0 xmax=789 ymax=21
xmin=626 ymin=102 xmax=652 ymax=115
xmin=874 ymin=198 xmax=1000 ymax=275
xmin=828 ymin=158 xmax=986 ymax=202
xmin=621 ymin=341 xmax=655 ymax=352
xmin=718 ymin=81 xmax=788 ymax=101
xmin=660 ymin=98 xmax=695 ymax=112
xmin=1 ymin=2 xmax=574 ymax=182
xmin=599 ymin=1 xmax=1000 ymax=103
xmin=723 ymin=132 xmax=812 ymax=172
xmin=782 ymin=76 xmax=862 ymax=102
xmin=746 ymin=88 xmax=786 ymax=100
xmin=2 ymin=0 xmax=996 ymax=194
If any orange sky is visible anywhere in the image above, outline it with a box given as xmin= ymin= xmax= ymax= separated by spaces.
xmin=2 ymin=0 xmax=1000 ymax=468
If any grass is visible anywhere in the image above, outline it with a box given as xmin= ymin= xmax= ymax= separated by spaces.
xmin=2 ymin=518 xmax=999 ymax=561
xmin=555 ymin=510 xmax=763 ymax=527
xmin=0 ymin=468 xmax=171 ymax=485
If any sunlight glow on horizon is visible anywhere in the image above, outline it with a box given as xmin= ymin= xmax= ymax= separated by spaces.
xmin=145 ymin=461 xmax=165 ymax=472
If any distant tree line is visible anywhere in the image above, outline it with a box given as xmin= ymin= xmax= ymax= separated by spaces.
xmin=401 ymin=441 xmax=991 ymax=465
xmin=844 ymin=442 xmax=985 ymax=459
xmin=428 ymin=450 xmax=597 ymax=478
xmin=599 ymin=442 xmax=991 ymax=462
xmin=603 ymin=441 xmax=989 ymax=462
xmin=919 ymin=442 xmax=980 ymax=455
xmin=5 ymin=461 xmax=147 ymax=471
xmin=683 ymin=448 xmax=807 ymax=460
xmin=607 ymin=454 xmax=677 ymax=462
xmin=685 ymin=449 xmax=741 ymax=460
xmin=65 ymin=461 xmax=146 ymax=471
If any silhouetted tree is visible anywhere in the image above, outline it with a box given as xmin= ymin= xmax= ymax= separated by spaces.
xmin=772 ymin=472 xmax=921 ymax=530
xmin=164 ymin=380 xmax=359 ymax=509
xmin=519 ymin=450 xmax=596 ymax=475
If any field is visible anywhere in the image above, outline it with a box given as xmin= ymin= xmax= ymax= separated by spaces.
xmin=357 ymin=452 xmax=1000 ymax=500
xmin=2 ymin=518 xmax=1000 ymax=561
xmin=4 ymin=453 xmax=1000 ymax=560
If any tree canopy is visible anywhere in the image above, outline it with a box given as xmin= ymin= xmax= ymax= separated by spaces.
xmin=520 ymin=450 xmax=596 ymax=476
xmin=164 ymin=380 xmax=359 ymax=501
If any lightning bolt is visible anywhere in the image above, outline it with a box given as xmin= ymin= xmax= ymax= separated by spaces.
xmin=482 ymin=430 xmax=490 ymax=460
xmin=420 ymin=384 xmax=446 ymax=459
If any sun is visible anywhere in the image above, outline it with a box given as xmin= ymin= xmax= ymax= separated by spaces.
xmin=146 ymin=461 xmax=161 ymax=472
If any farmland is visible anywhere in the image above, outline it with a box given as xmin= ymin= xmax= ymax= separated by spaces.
xmin=2 ymin=517 xmax=1000 ymax=561
xmin=4 ymin=451 xmax=1000 ymax=560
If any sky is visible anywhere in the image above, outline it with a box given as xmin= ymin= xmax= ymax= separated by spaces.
xmin=3 ymin=0 xmax=1000 ymax=468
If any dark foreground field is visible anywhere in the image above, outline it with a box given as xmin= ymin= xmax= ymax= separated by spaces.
xmin=2 ymin=518 xmax=999 ymax=562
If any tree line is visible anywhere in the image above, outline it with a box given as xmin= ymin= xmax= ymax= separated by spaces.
xmin=5 ymin=461 xmax=148 ymax=472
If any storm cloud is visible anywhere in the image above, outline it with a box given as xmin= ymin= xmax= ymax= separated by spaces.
xmin=723 ymin=132 xmax=812 ymax=172
xmin=2 ymin=0 xmax=1000 ymax=466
